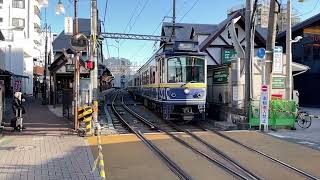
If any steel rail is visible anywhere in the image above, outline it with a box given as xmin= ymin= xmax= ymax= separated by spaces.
xmin=168 ymin=122 xmax=261 ymax=180
xmin=203 ymin=127 xmax=319 ymax=180
xmin=111 ymin=91 xmax=192 ymax=180
xmin=121 ymin=97 xmax=251 ymax=180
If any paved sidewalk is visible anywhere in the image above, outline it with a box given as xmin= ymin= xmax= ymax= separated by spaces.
xmin=269 ymin=107 xmax=320 ymax=151
xmin=0 ymin=98 xmax=99 ymax=180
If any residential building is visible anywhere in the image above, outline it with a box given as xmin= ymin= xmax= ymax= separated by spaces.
xmin=105 ymin=57 xmax=132 ymax=88
xmin=228 ymin=1 xmax=300 ymax=32
xmin=0 ymin=0 xmax=46 ymax=95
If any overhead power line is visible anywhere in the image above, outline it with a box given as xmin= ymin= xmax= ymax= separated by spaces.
xmin=102 ymin=0 xmax=110 ymax=58
xmin=179 ymin=0 xmax=200 ymax=22
xmin=296 ymin=0 xmax=320 ymax=17
xmin=122 ymin=0 xmax=143 ymax=34
xmin=121 ymin=0 xmax=150 ymax=46
xmin=128 ymin=7 xmax=172 ymax=61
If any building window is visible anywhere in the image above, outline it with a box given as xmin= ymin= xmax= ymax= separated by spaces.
xmin=12 ymin=18 xmax=25 ymax=28
xmin=0 ymin=18 xmax=2 ymax=23
xmin=34 ymin=5 xmax=40 ymax=18
xmin=0 ymin=0 xmax=3 ymax=4
xmin=12 ymin=0 xmax=25 ymax=9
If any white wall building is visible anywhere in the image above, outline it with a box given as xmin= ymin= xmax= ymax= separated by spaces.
xmin=0 ymin=0 xmax=45 ymax=95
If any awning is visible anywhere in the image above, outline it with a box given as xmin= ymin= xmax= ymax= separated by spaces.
xmin=0 ymin=69 xmax=29 ymax=79
xmin=292 ymin=62 xmax=310 ymax=76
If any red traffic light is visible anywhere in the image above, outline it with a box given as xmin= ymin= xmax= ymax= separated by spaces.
xmin=85 ymin=61 xmax=94 ymax=70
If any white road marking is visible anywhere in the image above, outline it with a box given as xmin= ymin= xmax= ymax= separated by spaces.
xmin=298 ymin=141 xmax=316 ymax=145
xmin=269 ymin=133 xmax=287 ymax=138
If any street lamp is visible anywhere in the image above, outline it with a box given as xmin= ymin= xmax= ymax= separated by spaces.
xmin=286 ymin=0 xmax=303 ymax=100
xmin=56 ymin=0 xmax=65 ymax=15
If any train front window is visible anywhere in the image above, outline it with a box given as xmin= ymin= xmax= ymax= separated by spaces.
xmin=167 ymin=56 xmax=205 ymax=83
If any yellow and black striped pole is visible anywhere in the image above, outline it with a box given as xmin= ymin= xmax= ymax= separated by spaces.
xmin=78 ymin=106 xmax=93 ymax=136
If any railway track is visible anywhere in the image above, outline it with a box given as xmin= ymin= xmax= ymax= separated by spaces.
xmin=111 ymin=91 xmax=192 ymax=180
xmin=115 ymin=91 xmax=260 ymax=180
xmin=198 ymin=126 xmax=320 ymax=180
xmin=109 ymin=90 xmax=319 ymax=180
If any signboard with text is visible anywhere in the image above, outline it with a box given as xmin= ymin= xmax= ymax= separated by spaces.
xmin=260 ymin=85 xmax=269 ymax=126
xmin=272 ymin=77 xmax=285 ymax=89
xmin=212 ymin=67 xmax=229 ymax=84
xmin=222 ymin=49 xmax=237 ymax=64
xmin=64 ymin=17 xmax=73 ymax=35
xmin=273 ymin=46 xmax=283 ymax=74
xmin=66 ymin=64 xmax=75 ymax=72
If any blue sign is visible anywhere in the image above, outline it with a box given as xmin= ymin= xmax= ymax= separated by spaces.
xmin=257 ymin=48 xmax=266 ymax=59
xmin=273 ymin=46 xmax=283 ymax=53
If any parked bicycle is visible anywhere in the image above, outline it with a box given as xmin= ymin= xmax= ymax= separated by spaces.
xmin=296 ymin=110 xmax=312 ymax=129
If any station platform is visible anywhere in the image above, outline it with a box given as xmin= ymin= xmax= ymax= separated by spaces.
xmin=87 ymin=131 xmax=320 ymax=180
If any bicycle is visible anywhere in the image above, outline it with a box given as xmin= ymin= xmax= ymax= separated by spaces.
xmin=296 ymin=110 xmax=312 ymax=129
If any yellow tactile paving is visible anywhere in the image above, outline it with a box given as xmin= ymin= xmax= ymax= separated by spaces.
xmin=224 ymin=131 xmax=320 ymax=177
xmin=87 ymin=134 xmax=178 ymax=180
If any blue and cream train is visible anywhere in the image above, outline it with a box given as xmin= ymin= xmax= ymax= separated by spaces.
xmin=127 ymin=41 xmax=207 ymax=121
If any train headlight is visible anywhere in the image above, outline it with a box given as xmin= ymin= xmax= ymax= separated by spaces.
xmin=184 ymin=88 xmax=190 ymax=95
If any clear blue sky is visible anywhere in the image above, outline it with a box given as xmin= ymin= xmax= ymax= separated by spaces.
xmin=43 ymin=0 xmax=320 ymax=66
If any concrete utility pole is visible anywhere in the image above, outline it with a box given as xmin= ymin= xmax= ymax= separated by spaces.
xmin=244 ymin=0 xmax=253 ymax=117
xmin=265 ymin=0 xmax=279 ymax=88
xmin=73 ymin=0 xmax=80 ymax=130
xmin=90 ymin=0 xmax=99 ymax=126
xmin=286 ymin=0 xmax=292 ymax=100
xmin=172 ymin=0 xmax=176 ymax=41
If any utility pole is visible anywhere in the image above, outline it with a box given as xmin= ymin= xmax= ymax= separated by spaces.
xmin=73 ymin=0 xmax=80 ymax=130
xmin=172 ymin=0 xmax=176 ymax=41
xmin=286 ymin=0 xmax=292 ymax=100
xmin=244 ymin=0 xmax=253 ymax=117
xmin=42 ymin=8 xmax=48 ymax=105
xmin=90 ymin=0 xmax=99 ymax=127
xmin=42 ymin=24 xmax=48 ymax=105
xmin=265 ymin=0 xmax=279 ymax=88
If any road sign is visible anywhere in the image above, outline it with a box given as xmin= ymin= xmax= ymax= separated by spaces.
xmin=273 ymin=46 xmax=283 ymax=74
xmin=257 ymin=48 xmax=266 ymax=59
xmin=260 ymin=85 xmax=269 ymax=130
xmin=64 ymin=17 xmax=73 ymax=35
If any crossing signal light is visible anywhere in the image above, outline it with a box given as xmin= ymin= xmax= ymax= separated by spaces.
xmin=85 ymin=60 xmax=95 ymax=70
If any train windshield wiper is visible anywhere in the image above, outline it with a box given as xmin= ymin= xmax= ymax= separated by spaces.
xmin=180 ymin=81 xmax=197 ymax=87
